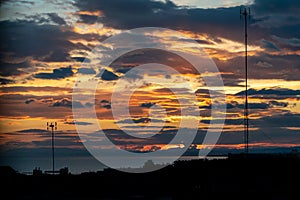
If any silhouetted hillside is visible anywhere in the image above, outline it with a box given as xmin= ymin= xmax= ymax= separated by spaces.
xmin=1 ymin=154 xmax=300 ymax=200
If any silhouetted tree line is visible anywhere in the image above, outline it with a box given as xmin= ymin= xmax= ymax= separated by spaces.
xmin=1 ymin=153 xmax=299 ymax=200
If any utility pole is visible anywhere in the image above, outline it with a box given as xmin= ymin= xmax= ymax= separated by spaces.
xmin=47 ymin=122 xmax=57 ymax=174
xmin=240 ymin=7 xmax=250 ymax=154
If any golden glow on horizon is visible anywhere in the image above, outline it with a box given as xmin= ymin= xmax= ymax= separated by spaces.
xmin=195 ymin=142 xmax=300 ymax=150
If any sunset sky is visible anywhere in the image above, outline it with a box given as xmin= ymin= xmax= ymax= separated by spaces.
xmin=0 ymin=0 xmax=300 ymax=173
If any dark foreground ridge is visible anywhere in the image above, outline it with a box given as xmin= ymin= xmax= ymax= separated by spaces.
xmin=1 ymin=153 xmax=300 ymax=200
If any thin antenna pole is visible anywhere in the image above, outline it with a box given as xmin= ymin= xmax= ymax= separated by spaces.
xmin=52 ymin=124 xmax=54 ymax=173
xmin=241 ymin=7 xmax=250 ymax=154
xmin=47 ymin=122 xmax=57 ymax=174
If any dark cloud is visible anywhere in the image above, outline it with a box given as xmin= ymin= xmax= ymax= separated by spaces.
xmin=272 ymin=35 xmax=300 ymax=47
xmin=195 ymin=88 xmax=223 ymax=96
xmin=261 ymin=39 xmax=281 ymax=51
xmin=20 ymin=0 xmax=35 ymax=5
xmin=78 ymin=14 xmax=99 ymax=24
xmin=199 ymin=105 xmax=211 ymax=109
xmin=1 ymin=0 xmax=35 ymax=6
xmin=75 ymin=121 xmax=93 ymax=126
xmin=97 ymin=69 xmax=119 ymax=81
xmin=29 ymin=131 xmax=82 ymax=147
xmin=109 ymin=48 xmax=198 ymax=77
xmin=4 ymin=125 xmax=300 ymax=163
xmin=24 ymin=14 xmax=52 ymax=24
xmin=121 ymin=125 xmax=177 ymax=130
xmin=0 ymin=86 xmax=71 ymax=94
xmin=117 ymin=117 xmax=165 ymax=124
xmin=200 ymin=100 xmax=288 ymax=110
xmin=74 ymin=0 xmax=299 ymax=43
xmin=75 ymin=0 xmax=177 ymax=17
xmin=216 ymin=51 xmax=299 ymax=81
xmin=0 ymin=60 xmax=32 ymax=76
xmin=115 ymin=67 xmax=132 ymax=74
xmin=64 ymin=121 xmax=93 ymax=126
xmin=51 ymin=98 xmax=84 ymax=108
xmin=0 ymin=94 xmax=76 ymax=119
xmin=202 ymin=113 xmax=300 ymax=130
xmin=85 ymin=3 xmax=299 ymax=81
xmin=51 ymin=98 xmax=73 ymax=107
xmin=200 ymin=102 xmax=269 ymax=110
xmin=102 ymin=104 xmax=111 ymax=109
xmin=247 ymin=101 xmax=288 ymax=109
xmin=100 ymin=100 xmax=109 ymax=103
xmin=195 ymin=39 xmax=214 ymax=45
xmin=85 ymin=102 xmax=94 ymax=107
xmin=250 ymin=54 xmax=300 ymax=80
xmin=73 ymin=0 xmax=246 ymax=42
xmin=47 ymin=13 xmax=66 ymax=25
xmin=256 ymin=61 xmax=273 ymax=68
xmin=34 ymin=66 xmax=74 ymax=80
xmin=201 ymin=118 xmax=243 ymax=125
xmin=244 ymin=102 xmax=270 ymax=109
xmin=71 ymin=57 xmax=91 ymax=63
xmin=24 ymin=98 xmax=35 ymax=104
xmin=235 ymin=88 xmax=300 ymax=97
xmin=0 ymin=78 xmax=14 ymax=85
xmin=254 ymin=113 xmax=300 ymax=128
xmin=77 ymin=68 xmax=96 ymax=74
xmin=250 ymin=0 xmax=300 ymax=30
xmin=165 ymin=74 xmax=171 ymax=79
xmin=0 ymin=0 xmax=9 ymax=5
xmin=99 ymin=99 xmax=111 ymax=109
xmin=215 ymin=128 xmax=300 ymax=151
xmin=269 ymin=101 xmax=288 ymax=107
xmin=72 ymin=0 xmax=300 ymax=81
xmin=17 ymin=129 xmax=48 ymax=133
xmin=0 ymin=20 xmax=90 ymax=64
xmin=252 ymin=0 xmax=300 ymax=15
xmin=195 ymin=88 xmax=210 ymax=97
xmin=140 ymin=102 xmax=156 ymax=108
xmin=98 ymin=128 xmax=177 ymax=151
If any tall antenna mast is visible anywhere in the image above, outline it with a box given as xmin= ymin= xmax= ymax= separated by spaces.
xmin=47 ymin=122 xmax=57 ymax=174
xmin=240 ymin=7 xmax=250 ymax=154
